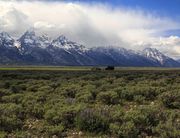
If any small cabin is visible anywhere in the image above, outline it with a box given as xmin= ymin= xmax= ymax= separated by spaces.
xmin=105 ymin=66 xmax=115 ymax=70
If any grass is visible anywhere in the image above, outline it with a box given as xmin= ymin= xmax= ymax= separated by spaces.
xmin=0 ymin=66 xmax=180 ymax=71
xmin=0 ymin=66 xmax=91 ymax=71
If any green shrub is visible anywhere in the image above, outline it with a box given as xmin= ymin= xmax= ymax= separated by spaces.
xmin=134 ymin=95 xmax=145 ymax=104
xmin=154 ymin=121 xmax=180 ymax=138
xmin=0 ymin=103 xmax=23 ymax=132
xmin=110 ymin=121 xmax=138 ymax=137
xmin=75 ymin=108 xmax=109 ymax=133
xmin=0 ymin=131 xmax=7 ymax=138
xmin=160 ymin=91 xmax=180 ymax=109
xmin=45 ymin=124 xmax=65 ymax=137
xmin=0 ymin=69 xmax=180 ymax=137
xmin=97 ymin=91 xmax=119 ymax=105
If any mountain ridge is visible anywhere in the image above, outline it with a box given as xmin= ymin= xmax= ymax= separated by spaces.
xmin=0 ymin=31 xmax=179 ymax=67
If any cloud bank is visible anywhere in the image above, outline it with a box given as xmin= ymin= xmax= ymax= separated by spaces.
xmin=0 ymin=0 xmax=180 ymax=58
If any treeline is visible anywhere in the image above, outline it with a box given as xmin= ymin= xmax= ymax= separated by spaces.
xmin=0 ymin=70 xmax=179 ymax=137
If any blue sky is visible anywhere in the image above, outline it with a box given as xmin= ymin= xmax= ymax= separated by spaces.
xmin=70 ymin=0 xmax=180 ymax=17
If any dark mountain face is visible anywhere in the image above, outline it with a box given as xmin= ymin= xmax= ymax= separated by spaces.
xmin=0 ymin=46 xmax=22 ymax=65
xmin=49 ymin=35 xmax=95 ymax=65
xmin=0 ymin=32 xmax=23 ymax=65
xmin=87 ymin=47 xmax=158 ymax=67
xmin=17 ymin=31 xmax=52 ymax=64
xmin=0 ymin=31 xmax=180 ymax=67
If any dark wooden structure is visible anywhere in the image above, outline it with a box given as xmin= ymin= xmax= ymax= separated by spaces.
xmin=105 ymin=66 xmax=115 ymax=70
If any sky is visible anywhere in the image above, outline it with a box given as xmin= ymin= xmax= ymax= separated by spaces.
xmin=0 ymin=0 xmax=180 ymax=59
xmin=72 ymin=0 xmax=180 ymax=16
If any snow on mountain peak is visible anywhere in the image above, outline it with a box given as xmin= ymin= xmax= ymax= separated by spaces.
xmin=24 ymin=30 xmax=36 ymax=36
xmin=0 ymin=32 xmax=14 ymax=47
xmin=52 ymin=35 xmax=71 ymax=47
xmin=14 ymin=41 xmax=21 ymax=48
xmin=57 ymin=35 xmax=68 ymax=44
xmin=0 ymin=32 xmax=12 ymax=39
xmin=19 ymin=30 xmax=36 ymax=46
xmin=37 ymin=35 xmax=51 ymax=48
xmin=142 ymin=48 xmax=167 ymax=65
xmin=0 ymin=31 xmax=180 ymax=67
xmin=19 ymin=30 xmax=50 ymax=49
xmin=52 ymin=35 xmax=88 ymax=52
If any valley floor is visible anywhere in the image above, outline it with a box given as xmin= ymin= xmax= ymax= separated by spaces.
xmin=0 ymin=67 xmax=179 ymax=137
xmin=0 ymin=66 xmax=180 ymax=71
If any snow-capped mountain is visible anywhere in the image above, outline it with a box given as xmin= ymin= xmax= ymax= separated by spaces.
xmin=87 ymin=47 xmax=158 ymax=66
xmin=142 ymin=48 xmax=180 ymax=67
xmin=142 ymin=48 xmax=167 ymax=65
xmin=0 ymin=31 xmax=180 ymax=67
xmin=0 ymin=32 xmax=23 ymax=65
xmin=49 ymin=35 xmax=94 ymax=65
xmin=16 ymin=31 xmax=54 ymax=64
xmin=18 ymin=31 xmax=51 ymax=54
xmin=51 ymin=35 xmax=88 ymax=52
xmin=0 ymin=32 xmax=15 ymax=48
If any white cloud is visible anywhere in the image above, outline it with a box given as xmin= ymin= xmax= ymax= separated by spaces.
xmin=155 ymin=36 xmax=180 ymax=59
xmin=133 ymin=36 xmax=180 ymax=59
xmin=34 ymin=21 xmax=55 ymax=29
xmin=0 ymin=0 xmax=180 ymax=58
xmin=0 ymin=5 xmax=31 ymax=36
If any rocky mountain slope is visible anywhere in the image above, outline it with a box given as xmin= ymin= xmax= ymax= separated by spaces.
xmin=0 ymin=31 xmax=179 ymax=67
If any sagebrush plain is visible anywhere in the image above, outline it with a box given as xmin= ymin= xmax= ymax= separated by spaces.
xmin=0 ymin=67 xmax=179 ymax=137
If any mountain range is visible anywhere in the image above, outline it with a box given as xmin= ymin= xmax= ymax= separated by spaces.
xmin=0 ymin=31 xmax=180 ymax=67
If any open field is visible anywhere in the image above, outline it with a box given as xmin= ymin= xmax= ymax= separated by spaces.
xmin=0 ymin=66 xmax=91 ymax=71
xmin=0 ymin=68 xmax=179 ymax=137
xmin=0 ymin=66 xmax=180 ymax=71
